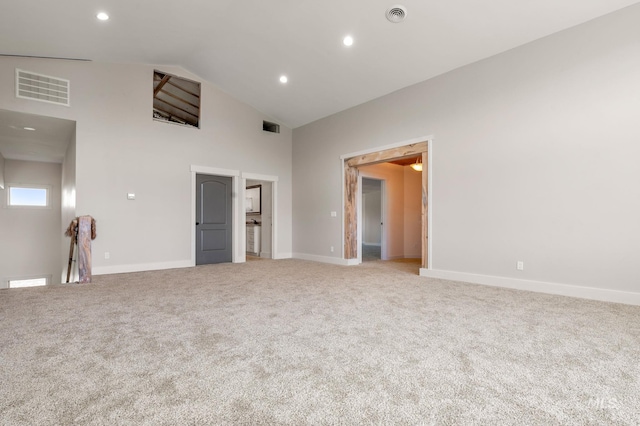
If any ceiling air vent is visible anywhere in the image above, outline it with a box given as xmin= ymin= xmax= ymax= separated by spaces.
xmin=386 ymin=5 xmax=407 ymax=23
xmin=16 ymin=69 xmax=70 ymax=106
xmin=263 ymin=121 xmax=280 ymax=133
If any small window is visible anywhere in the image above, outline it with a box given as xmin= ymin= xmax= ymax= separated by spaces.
xmin=9 ymin=277 xmax=48 ymax=288
xmin=7 ymin=185 xmax=49 ymax=207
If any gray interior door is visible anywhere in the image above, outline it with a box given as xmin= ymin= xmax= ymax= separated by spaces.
xmin=196 ymin=174 xmax=232 ymax=265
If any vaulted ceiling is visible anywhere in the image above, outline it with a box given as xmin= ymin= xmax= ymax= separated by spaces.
xmin=1 ymin=0 xmax=638 ymax=128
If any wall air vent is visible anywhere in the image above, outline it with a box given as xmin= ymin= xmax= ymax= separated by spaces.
xmin=263 ymin=121 xmax=280 ymax=133
xmin=16 ymin=69 xmax=70 ymax=106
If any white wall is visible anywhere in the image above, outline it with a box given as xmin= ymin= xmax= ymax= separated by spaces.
xmin=293 ymin=5 xmax=640 ymax=296
xmin=60 ymin=131 xmax=76 ymax=281
xmin=403 ymin=167 xmax=422 ymax=258
xmin=0 ymin=58 xmax=293 ymax=274
xmin=0 ymin=160 xmax=62 ymax=288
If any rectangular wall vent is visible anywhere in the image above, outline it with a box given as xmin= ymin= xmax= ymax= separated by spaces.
xmin=16 ymin=69 xmax=70 ymax=106
xmin=263 ymin=120 xmax=280 ymax=133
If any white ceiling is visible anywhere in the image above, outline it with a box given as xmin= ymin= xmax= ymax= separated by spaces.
xmin=0 ymin=110 xmax=75 ymax=163
xmin=1 ymin=0 xmax=638 ymax=128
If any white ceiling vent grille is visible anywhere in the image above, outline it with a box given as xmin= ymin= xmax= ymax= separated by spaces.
xmin=386 ymin=5 xmax=407 ymax=23
xmin=16 ymin=69 xmax=70 ymax=107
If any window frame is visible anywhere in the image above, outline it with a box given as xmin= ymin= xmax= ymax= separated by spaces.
xmin=5 ymin=183 xmax=52 ymax=209
xmin=8 ymin=276 xmax=49 ymax=288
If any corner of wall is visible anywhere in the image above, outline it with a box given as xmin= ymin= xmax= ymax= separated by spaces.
xmin=0 ymin=151 xmax=5 ymax=189
xmin=60 ymin=129 xmax=77 ymax=283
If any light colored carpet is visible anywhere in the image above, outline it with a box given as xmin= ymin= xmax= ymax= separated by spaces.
xmin=1 ymin=259 xmax=639 ymax=425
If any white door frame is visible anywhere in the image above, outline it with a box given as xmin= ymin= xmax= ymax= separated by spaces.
xmin=190 ymin=165 xmax=241 ymax=265
xmin=241 ymin=172 xmax=279 ymax=261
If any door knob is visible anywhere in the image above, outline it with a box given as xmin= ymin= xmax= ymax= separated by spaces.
xmin=196 ymin=222 xmax=200 ymax=225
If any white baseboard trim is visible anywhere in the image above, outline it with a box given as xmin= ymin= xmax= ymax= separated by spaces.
xmin=420 ymin=268 xmax=640 ymax=306
xmin=260 ymin=251 xmax=272 ymax=259
xmin=273 ymin=252 xmax=293 ymax=260
xmin=93 ymin=260 xmax=193 ymax=276
xmin=293 ymin=253 xmax=355 ymax=266
xmin=387 ymin=255 xmax=421 ymax=260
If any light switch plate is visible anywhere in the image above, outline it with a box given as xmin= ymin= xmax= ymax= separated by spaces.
xmin=127 ymin=193 xmax=135 ymax=200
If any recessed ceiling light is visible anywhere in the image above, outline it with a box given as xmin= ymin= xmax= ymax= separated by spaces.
xmin=279 ymin=75 xmax=288 ymax=84
xmin=96 ymin=12 xmax=109 ymax=21
xmin=23 ymin=127 xmax=36 ymax=131
xmin=343 ymin=36 xmax=354 ymax=47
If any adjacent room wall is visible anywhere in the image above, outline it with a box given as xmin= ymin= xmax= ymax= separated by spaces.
xmin=0 ymin=160 xmax=62 ymax=288
xmin=403 ymin=166 xmax=422 ymax=258
xmin=293 ymin=5 xmax=640 ymax=296
xmin=360 ymin=166 xmax=421 ymax=259
xmin=0 ymin=59 xmax=293 ymax=274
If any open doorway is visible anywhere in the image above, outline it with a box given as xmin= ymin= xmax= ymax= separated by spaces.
xmin=359 ymin=159 xmax=422 ymax=263
xmin=343 ymin=140 xmax=431 ymax=273
xmin=0 ymin=109 xmax=76 ymax=288
xmin=361 ymin=178 xmax=383 ymax=262
xmin=245 ymin=179 xmax=274 ymax=260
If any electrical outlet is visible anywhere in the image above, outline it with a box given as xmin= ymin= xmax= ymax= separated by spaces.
xmin=330 ymin=211 xmax=337 ymax=217
xmin=105 ymin=252 xmax=110 ymax=260
xmin=330 ymin=246 xmax=334 ymax=252
xmin=516 ymin=261 xmax=524 ymax=271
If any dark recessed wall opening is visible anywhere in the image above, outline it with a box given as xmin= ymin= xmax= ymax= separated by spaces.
xmin=263 ymin=121 xmax=280 ymax=133
xmin=153 ymin=70 xmax=201 ymax=128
